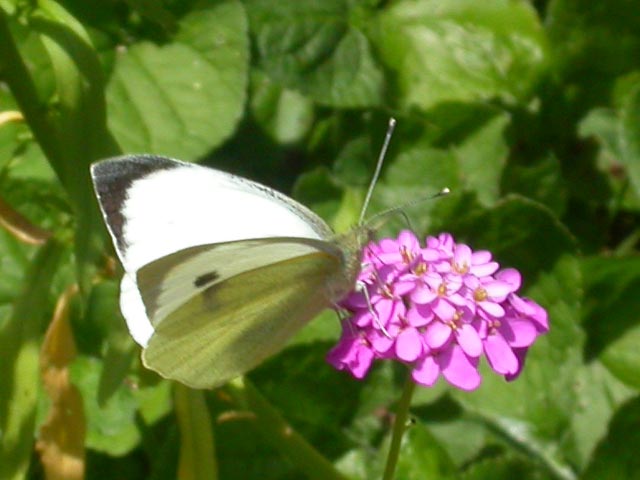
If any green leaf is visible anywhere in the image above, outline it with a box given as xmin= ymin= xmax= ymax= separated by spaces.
xmin=567 ymin=361 xmax=634 ymax=469
xmin=452 ymin=110 xmax=510 ymax=206
xmin=547 ymin=0 xmax=640 ymax=107
xmin=27 ymin=0 xmax=118 ymax=288
xmin=373 ymin=0 xmax=547 ymax=111
xmin=501 ymin=151 xmax=567 ymax=216
xmin=461 ymin=456 xmax=543 ymax=480
xmin=246 ymin=0 xmax=384 ymax=107
xmin=0 ymin=240 xmax=64 ymax=480
xmin=582 ymin=255 xmax=640 ymax=388
xmin=71 ymin=355 xmax=141 ymax=456
xmin=106 ymin=0 xmax=249 ymax=159
xmin=619 ymin=78 xmax=640 ymax=198
xmin=582 ymin=396 xmax=640 ymax=480
xmin=251 ymin=71 xmax=315 ymax=144
xmin=393 ymin=422 xmax=458 ymax=480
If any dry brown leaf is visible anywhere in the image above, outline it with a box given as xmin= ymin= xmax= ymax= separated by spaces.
xmin=0 ymin=196 xmax=52 ymax=245
xmin=36 ymin=285 xmax=86 ymax=480
xmin=0 ymin=110 xmax=23 ymax=125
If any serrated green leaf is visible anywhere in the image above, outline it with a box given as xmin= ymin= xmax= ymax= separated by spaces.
xmin=373 ymin=0 xmax=547 ymax=111
xmin=247 ymin=0 xmax=384 ymax=107
xmin=106 ymin=0 xmax=249 ymax=159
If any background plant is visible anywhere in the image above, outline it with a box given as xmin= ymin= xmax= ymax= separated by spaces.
xmin=0 ymin=0 xmax=639 ymax=479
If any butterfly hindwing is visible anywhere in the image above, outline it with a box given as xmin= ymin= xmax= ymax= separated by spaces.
xmin=141 ymin=250 xmax=343 ymax=388
xmin=135 ymin=237 xmax=344 ymax=329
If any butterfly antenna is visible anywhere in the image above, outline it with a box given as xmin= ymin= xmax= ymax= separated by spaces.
xmin=366 ymin=187 xmax=451 ymax=230
xmin=359 ymin=117 xmax=397 ymax=226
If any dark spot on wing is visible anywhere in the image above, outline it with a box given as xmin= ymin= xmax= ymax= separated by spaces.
xmin=194 ymin=271 xmax=220 ymax=288
xmin=91 ymin=155 xmax=182 ymax=251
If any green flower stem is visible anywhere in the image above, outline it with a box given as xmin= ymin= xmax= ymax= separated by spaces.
xmin=225 ymin=377 xmax=348 ymax=480
xmin=382 ymin=375 xmax=416 ymax=480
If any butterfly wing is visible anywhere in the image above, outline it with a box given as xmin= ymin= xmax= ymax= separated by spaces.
xmin=91 ymin=154 xmax=334 ymax=273
xmin=139 ymin=247 xmax=344 ymax=388
xmin=91 ymin=155 xmax=339 ymax=346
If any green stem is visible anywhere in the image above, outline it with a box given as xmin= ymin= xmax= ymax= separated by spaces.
xmin=225 ymin=377 xmax=348 ymax=480
xmin=382 ymin=375 xmax=416 ymax=480
xmin=0 ymin=7 xmax=63 ymax=170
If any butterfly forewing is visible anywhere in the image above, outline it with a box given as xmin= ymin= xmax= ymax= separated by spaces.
xmin=91 ymin=155 xmax=333 ymax=273
xmin=141 ymin=251 xmax=344 ymax=388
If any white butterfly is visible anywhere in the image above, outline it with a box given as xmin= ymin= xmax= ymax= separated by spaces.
xmin=91 ymin=155 xmax=369 ymax=388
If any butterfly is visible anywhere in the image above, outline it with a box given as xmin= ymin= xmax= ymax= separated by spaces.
xmin=91 ymin=154 xmax=370 ymax=388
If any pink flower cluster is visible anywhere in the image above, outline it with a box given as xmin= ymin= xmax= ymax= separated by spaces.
xmin=328 ymin=231 xmax=548 ymax=391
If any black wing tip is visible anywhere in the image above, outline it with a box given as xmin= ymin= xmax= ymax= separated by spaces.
xmin=91 ymin=154 xmax=186 ymax=181
xmin=91 ymin=155 xmax=190 ymax=253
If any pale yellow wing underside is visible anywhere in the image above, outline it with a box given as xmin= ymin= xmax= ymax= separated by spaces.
xmin=140 ymin=251 xmax=343 ymax=389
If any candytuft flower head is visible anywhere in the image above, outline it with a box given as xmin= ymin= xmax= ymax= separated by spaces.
xmin=328 ymin=231 xmax=548 ymax=391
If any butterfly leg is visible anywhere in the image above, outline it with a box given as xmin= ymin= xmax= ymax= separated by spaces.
xmin=355 ymin=280 xmax=391 ymax=338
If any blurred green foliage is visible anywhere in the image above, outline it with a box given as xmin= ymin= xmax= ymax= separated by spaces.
xmin=0 ymin=0 xmax=639 ymax=479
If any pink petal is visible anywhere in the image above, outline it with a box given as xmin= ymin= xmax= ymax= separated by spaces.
xmin=456 ymin=323 xmax=483 ymax=357
xmin=375 ymin=298 xmax=396 ymax=326
xmin=411 ymin=285 xmax=437 ymax=304
xmin=509 ymin=293 xmax=536 ymax=316
xmin=447 ymin=292 xmax=469 ymax=307
xmin=453 ymin=244 xmax=472 ymax=267
xmin=528 ymin=300 xmax=549 ymax=331
xmin=439 ymin=345 xmax=481 ymax=391
xmin=470 ymin=262 xmax=499 ymax=277
xmin=484 ymin=333 xmax=518 ymax=375
xmin=445 ymin=275 xmax=463 ymax=292
xmin=354 ymin=309 xmax=373 ymax=327
xmin=406 ymin=306 xmax=433 ymax=327
xmin=433 ymin=298 xmax=456 ymax=320
xmin=396 ymin=328 xmax=423 ymax=362
xmin=423 ymin=272 xmax=444 ymax=290
xmin=398 ymin=230 xmax=419 ymax=250
xmin=479 ymin=301 xmax=505 ymax=318
xmin=412 ymin=355 xmax=440 ymax=386
xmin=425 ymin=320 xmax=451 ymax=349
xmin=505 ymin=348 xmax=529 ymax=381
xmin=377 ymin=252 xmax=402 ymax=264
xmin=370 ymin=331 xmax=394 ymax=354
xmin=471 ymin=250 xmax=492 ymax=264
xmin=484 ymin=280 xmax=513 ymax=299
xmin=496 ymin=268 xmax=521 ymax=291
xmin=351 ymin=346 xmax=375 ymax=379
xmin=464 ymin=275 xmax=480 ymax=290
xmin=395 ymin=280 xmax=416 ymax=296
xmin=421 ymin=248 xmax=440 ymax=261
xmin=501 ymin=319 xmax=538 ymax=347
xmin=378 ymin=238 xmax=398 ymax=252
